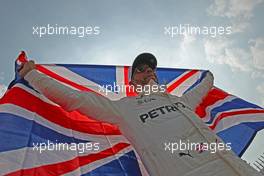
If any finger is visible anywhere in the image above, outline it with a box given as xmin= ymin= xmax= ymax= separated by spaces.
xmin=29 ymin=60 xmax=35 ymax=64
xmin=29 ymin=60 xmax=36 ymax=68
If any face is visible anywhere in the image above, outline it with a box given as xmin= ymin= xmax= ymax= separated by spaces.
xmin=131 ymin=64 xmax=157 ymax=86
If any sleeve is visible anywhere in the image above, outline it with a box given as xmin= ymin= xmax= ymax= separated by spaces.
xmin=180 ymin=71 xmax=214 ymax=110
xmin=24 ymin=69 xmax=121 ymax=124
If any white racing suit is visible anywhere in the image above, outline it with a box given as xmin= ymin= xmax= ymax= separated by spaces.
xmin=24 ymin=70 xmax=261 ymax=176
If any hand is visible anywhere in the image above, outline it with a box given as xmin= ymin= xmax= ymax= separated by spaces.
xmin=19 ymin=60 xmax=36 ymax=78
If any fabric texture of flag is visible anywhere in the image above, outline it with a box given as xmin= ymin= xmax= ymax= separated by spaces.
xmin=0 ymin=51 xmax=263 ymax=175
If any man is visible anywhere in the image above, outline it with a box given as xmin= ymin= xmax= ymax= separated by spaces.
xmin=19 ymin=53 xmax=261 ymax=176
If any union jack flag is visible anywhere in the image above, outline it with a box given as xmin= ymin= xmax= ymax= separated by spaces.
xmin=0 ymin=51 xmax=263 ymax=175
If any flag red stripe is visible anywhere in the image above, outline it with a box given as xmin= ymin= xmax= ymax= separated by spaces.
xmin=209 ymin=109 xmax=264 ymax=130
xmin=167 ymin=70 xmax=199 ymax=93
xmin=16 ymin=51 xmax=27 ymax=63
xmin=124 ymin=66 xmax=137 ymax=97
xmin=0 ymin=87 xmax=121 ymax=135
xmin=36 ymin=65 xmax=100 ymax=95
xmin=17 ymin=52 xmax=101 ymax=97
xmin=195 ymin=88 xmax=229 ymax=118
xmin=5 ymin=142 xmax=130 ymax=176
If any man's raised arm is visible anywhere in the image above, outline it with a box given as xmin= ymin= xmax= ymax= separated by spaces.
xmin=181 ymin=71 xmax=214 ymax=110
xmin=20 ymin=61 xmax=121 ymax=125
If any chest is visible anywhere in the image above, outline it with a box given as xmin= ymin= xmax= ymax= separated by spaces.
xmin=118 ymin=95 xmax=184 ymax=126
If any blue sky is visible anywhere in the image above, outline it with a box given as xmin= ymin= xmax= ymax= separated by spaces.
xmin=0 ymin=0 xmax=264 ymax=168
xmin=0 ymin=0 xmax=263 ymax=108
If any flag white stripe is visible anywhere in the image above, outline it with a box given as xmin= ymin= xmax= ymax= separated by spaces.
xmin=41 ymin=65 xmax=119 ymax=100
xmin=0 ymin=104 xmax=127 ymax=144
xmin=169 ymin=71 xmax=202 ymax=96
xmin=207 ymin=108 xmax=264 ymax=127
xmin=202 ymin=95 xmax=237 ymax=123
xmin=214 ymin=113 xmax=264 ymax=133
xmin=0 ymin=144 xmax=131 ymax=175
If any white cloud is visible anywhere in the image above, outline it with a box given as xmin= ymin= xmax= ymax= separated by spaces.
xmin=250 ymin=38 xmax=264 ymax=70
xmin=256 ymin=83 xmax=264 ymax=107
xmin=208 ymin=0 xmax=262 ymax=19
xmin=207 ymin=0 xmax=227 ymax=17
xmin=207 ymin=0 xmax=263 ymax=32
xmin=180 ymin=34 xmax=196 ymax=51
xmin=251 ymin=71 xmax=264 ymax=79
xmin=0 ymin=84 xmax=7 ymax=98
xmin=204 ymin=37 xmax=252 ymax=71
xmin=206 ymin=0 xmax=264 ymax=76
xmin=231 ymin=21 xmax=250 ymax=33
xmin=204 ymin=36 xmax=264 ymax=75
xmin=257 ymin=83 xmax=264 ymax=94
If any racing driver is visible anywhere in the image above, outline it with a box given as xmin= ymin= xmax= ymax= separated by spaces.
xmin=19 ymin=53 xmax=261 ymax=176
